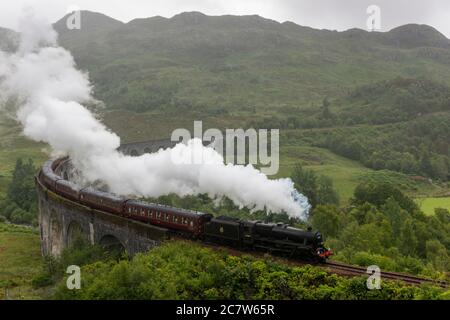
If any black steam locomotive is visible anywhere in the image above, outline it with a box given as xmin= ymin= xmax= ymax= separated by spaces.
xmin=204 ymin=216 xmax=331 ymax=260
xmin=38 ymin=158 xmax=333 ymax=262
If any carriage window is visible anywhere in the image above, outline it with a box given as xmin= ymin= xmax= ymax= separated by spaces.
xmin=128 ymin=208 xmax=132 ymax=213
xmin=190 ymin=220 xmax=194 ymax=227
xmin=165 ymin=214 xmax=169 ymax=221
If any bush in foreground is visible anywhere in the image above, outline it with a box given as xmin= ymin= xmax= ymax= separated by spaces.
xmin=54 ymin=242 xmax=449 ymax=300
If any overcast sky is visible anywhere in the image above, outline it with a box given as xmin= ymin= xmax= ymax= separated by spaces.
xmin=1 ymin=0 xmax=449 ymax=37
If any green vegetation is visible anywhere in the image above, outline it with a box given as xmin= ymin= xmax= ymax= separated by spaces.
xmin=51 ymin=12 xmax=450 ymax=114
xmin=417 ymin=197 xmax=450 ymax=215
xmin=0 ymin=158 xmax=39 ymax=225
xmin=0 ymin=112 xmax=46 ymax=199
xmin=0 ymin=222 xmax=44 ymax=299
xmin=311 ymin=183 xmax=450 ymax=277
xmin=32 ymin=236 xmax=121 ymax=291
xmin=291 ymin=164 xmax=339 ymax=208
xmin=267 ymin=78 xmax=450 ymax=181
xmin=53 ymin=241 xmax=448 ymax=300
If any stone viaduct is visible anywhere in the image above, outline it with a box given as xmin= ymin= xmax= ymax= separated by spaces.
xmin=37 ymin=140 xmax=172 ymax=257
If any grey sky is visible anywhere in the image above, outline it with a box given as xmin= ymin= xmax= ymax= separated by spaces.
xmin=1 ymin=0 xmax=449 ymax=37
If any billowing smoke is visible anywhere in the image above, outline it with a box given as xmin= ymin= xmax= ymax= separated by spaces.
xmin=0 ymin=12 xmax=311 ymax=219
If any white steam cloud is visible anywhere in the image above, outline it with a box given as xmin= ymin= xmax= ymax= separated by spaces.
xmin=0 ymin=12 xmax=311 ymax=219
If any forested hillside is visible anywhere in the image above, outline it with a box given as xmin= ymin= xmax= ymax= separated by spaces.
xmin=47 ymin=11 xmax=450 ymax=114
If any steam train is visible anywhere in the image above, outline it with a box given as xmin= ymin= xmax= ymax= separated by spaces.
xmin=38 ymin=158 xmax=333 ymax=261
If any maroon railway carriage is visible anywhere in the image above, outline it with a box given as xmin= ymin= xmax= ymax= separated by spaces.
xmin=55 ymin=179 xmax=81 ymax=202
xmin=39 ymin=160 xmax=60 ymax=191
xmin=124 ymin=200 xmax=213 ymax=238
xmin=79 ymin=187 xmax=126 ymax=215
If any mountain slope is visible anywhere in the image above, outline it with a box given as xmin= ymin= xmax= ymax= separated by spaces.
xmin=54 ymin=11 xmax=124 ymax=37
xmin=47 ymin=11 xmax=450 ymax=113
xmin=384 ymin=24 xmax=450 ymax=48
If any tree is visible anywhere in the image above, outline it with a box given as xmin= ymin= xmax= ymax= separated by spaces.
xmin=435 ymin=208 xmax=450 ymax=224
xmin=352 ymin=183 xmax=418 ymax=214
xmin=310 ymin=205 xmax=341 ymax=238
xmin=381 ymin=197 xmax=407 ymax=235
xmin=399 ymin=219 xmax=418 ymax=256
xmin=317 ymin=176 xmax=340 ymax=206
xmin=426 ymin=240 xmax=450 ymax=271
xmin=291 ymin=164 xmax=340 ymax=209
xmin=7 ymin=158 xmax=37 ymax=212
xmin=291 ymin=164 xmax=318 ymax=208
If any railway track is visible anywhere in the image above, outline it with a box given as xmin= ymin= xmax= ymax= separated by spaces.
xmin=322 ymin=261 xmax=449 ymax=288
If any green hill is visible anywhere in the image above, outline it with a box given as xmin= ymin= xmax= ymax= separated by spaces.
xmin=46 ymin=11 xmax=450 ymax=114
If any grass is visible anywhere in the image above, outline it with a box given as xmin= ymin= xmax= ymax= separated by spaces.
xmin=0 ymin=113 xmax=48 ymax=299
xmin=0 ymin=223 xmax=46 ymax=300
xmin=277 ymin=144 xmax=450 ymax=204
xmin=416 ymin=197 xmax=450 ymax=215
xmin=277 ymin=145 xmax=371 ymax=203
xmin=0 ymin=112 xmax=47 ymax=198
xmin=102 ymin=109 xmax=263 ymax=142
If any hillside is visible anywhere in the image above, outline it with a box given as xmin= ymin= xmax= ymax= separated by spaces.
xmin=2 ymin=11 xmax=450 ymax=114
xmin=45 ymin=11 xmax=450 ymax=114
xmin=245 ymin=76 xmax=450 ymax=182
